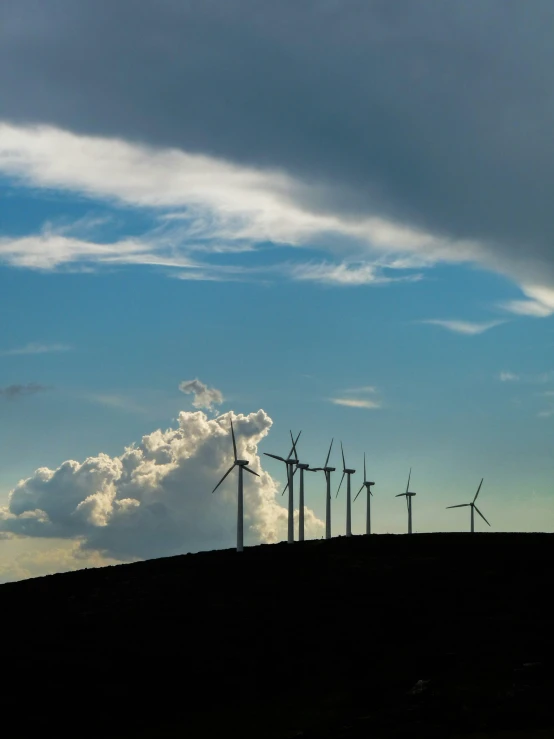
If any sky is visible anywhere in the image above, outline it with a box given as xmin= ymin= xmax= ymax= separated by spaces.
xmin=1 ymin=0 xmax=554 ymax=582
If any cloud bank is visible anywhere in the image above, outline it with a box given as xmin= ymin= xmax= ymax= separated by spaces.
xmin=0 ymin=409 xmax=324 ymax=560
xmin=1 ymin=1 xmax=554 ymax=298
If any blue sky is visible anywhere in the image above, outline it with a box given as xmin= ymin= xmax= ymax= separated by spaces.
xmin=1 ymin=0 xmax=554 ymax=581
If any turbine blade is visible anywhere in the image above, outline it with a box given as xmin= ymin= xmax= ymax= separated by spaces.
xmin=336 ymin=471 xmax=345 ymax=498
xmin=364 ymin=453 xmax=367 ymax=483
xmin=395 ymin=493 xmax=407 ymax=498
xmin=264 ymin=453 xmax=286 ymax=462
xmin=308 ymin=467 xmax=322 ymax=472
xmin=473 ymin=478 xmax=484 ymax=503
xmin=230 ymin=418 xmax=238 ymax=461
xmin=243 ymin=465 xmax=260 ymax=478
xmin=341 ymin=441 xmax=346 ymax=471
xmin=325 ymin=438 xmax=334 ymax=467
xmin=289 ymin=430 xmax=301 ymax=460
xmin=446 ymin=504 xmax=470 ymax=509
xmin=406 ymin=468 xmax=411 ymax=494
xmin=353 ymin=484 xmax=365 ymax=502
xmin=281 ymin=465 xmax=298 ymax=495
xmin=212 ymin=464 xmax=236 ymax=493
xmin=474 ymin=505 xmax=491 ymax=526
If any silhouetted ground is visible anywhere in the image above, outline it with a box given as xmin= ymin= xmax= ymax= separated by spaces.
xmin=3 ymin=533 xmax=554 ymax=737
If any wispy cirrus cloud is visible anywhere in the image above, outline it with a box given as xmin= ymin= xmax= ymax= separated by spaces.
xmin=0 ymin=342 xmax=70 ymax=356
xmin=538 ymin=392 xmax=554 ymax=418
xmin=82 ymin=393 xmax=146 ymax=415
xmin=500 ymin=285 xmax=554 ymax=318
xmin=498 ymin=370 xmax=554 ymax=385
xmin=330 ymin=384 xmax=381 ymax=409
xmin=0 ymin=123 xmax=476 ymax=279
xmin=420 ymin=319 xmax=506 ymax=335
xmin=2 ymin=123 xmax=554 ymax=309
xmin=289 ymin=261 xmax=423 ymax=286
xmin=329 ymin=397 xmax=381 ymax=410
xmin=499 ymin=371 xmax=519 ymax=382
xmin=341 ymin=385 xmax=377 ymax=394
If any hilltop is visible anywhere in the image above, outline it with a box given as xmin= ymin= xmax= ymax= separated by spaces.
xmin=2 ymin=533 xmax=554 ymax=738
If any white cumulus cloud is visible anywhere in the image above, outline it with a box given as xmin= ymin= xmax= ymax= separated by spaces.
xmin=0 ymin=409 xmax=324 ymax=561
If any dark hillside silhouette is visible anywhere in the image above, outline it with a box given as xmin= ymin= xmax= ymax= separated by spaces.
xmin=3 ymin=533 xmax=554 ymax=737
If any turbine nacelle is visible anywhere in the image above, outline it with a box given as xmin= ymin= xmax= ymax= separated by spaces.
xmin=297 ymin=463 xmax=310 ymax=469
xmin=236 ymin=460 xmax=250 ymax=466
xmin=344 ymin=468 xmax=356 ymax=474
xmin=324 ymin=466 xmax=336 ymax=472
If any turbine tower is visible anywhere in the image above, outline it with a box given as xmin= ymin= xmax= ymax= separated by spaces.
xmin=212 ymin=417 xmax=260 ymax=552
xmin=282 ymin=431 xmax=318 ymax=542
xmin=446 ymin=478 xmax=490 ymax=532
xmin=336 ymin=442 xmax=356 ymax=537
xmin=353 ymin=453 xmax=375 ymax=535
xmin=264 ymin=431 xmax=301 ymax=544
xmin=396 ymin=468 xmax=416 ymax=534
xmin=310 ymin=439 xmax=335 ymax=539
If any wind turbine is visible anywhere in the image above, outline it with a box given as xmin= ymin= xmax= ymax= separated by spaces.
xmin=446 ymin=478 xmax=490 ymax=532
xmin=336 ymin=442 xmax=356 ymax=537
xmin=396 ymin=468 xmax=416 ymax=534
xmin=212 ymin=417 xmax=260 ymax=552
xmin=353 ymin=453 xmax=375 ymax=535
xmin=310 ymin=439 xmax=335 ymax=539
xmin=264 ymin=431 xmax=301 ymax=544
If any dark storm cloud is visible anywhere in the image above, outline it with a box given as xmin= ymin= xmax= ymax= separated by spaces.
xmin=0 ymin=383 xmax=49 ymax=399
xmin=1 ymin=0 xmax=554 ymax=277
